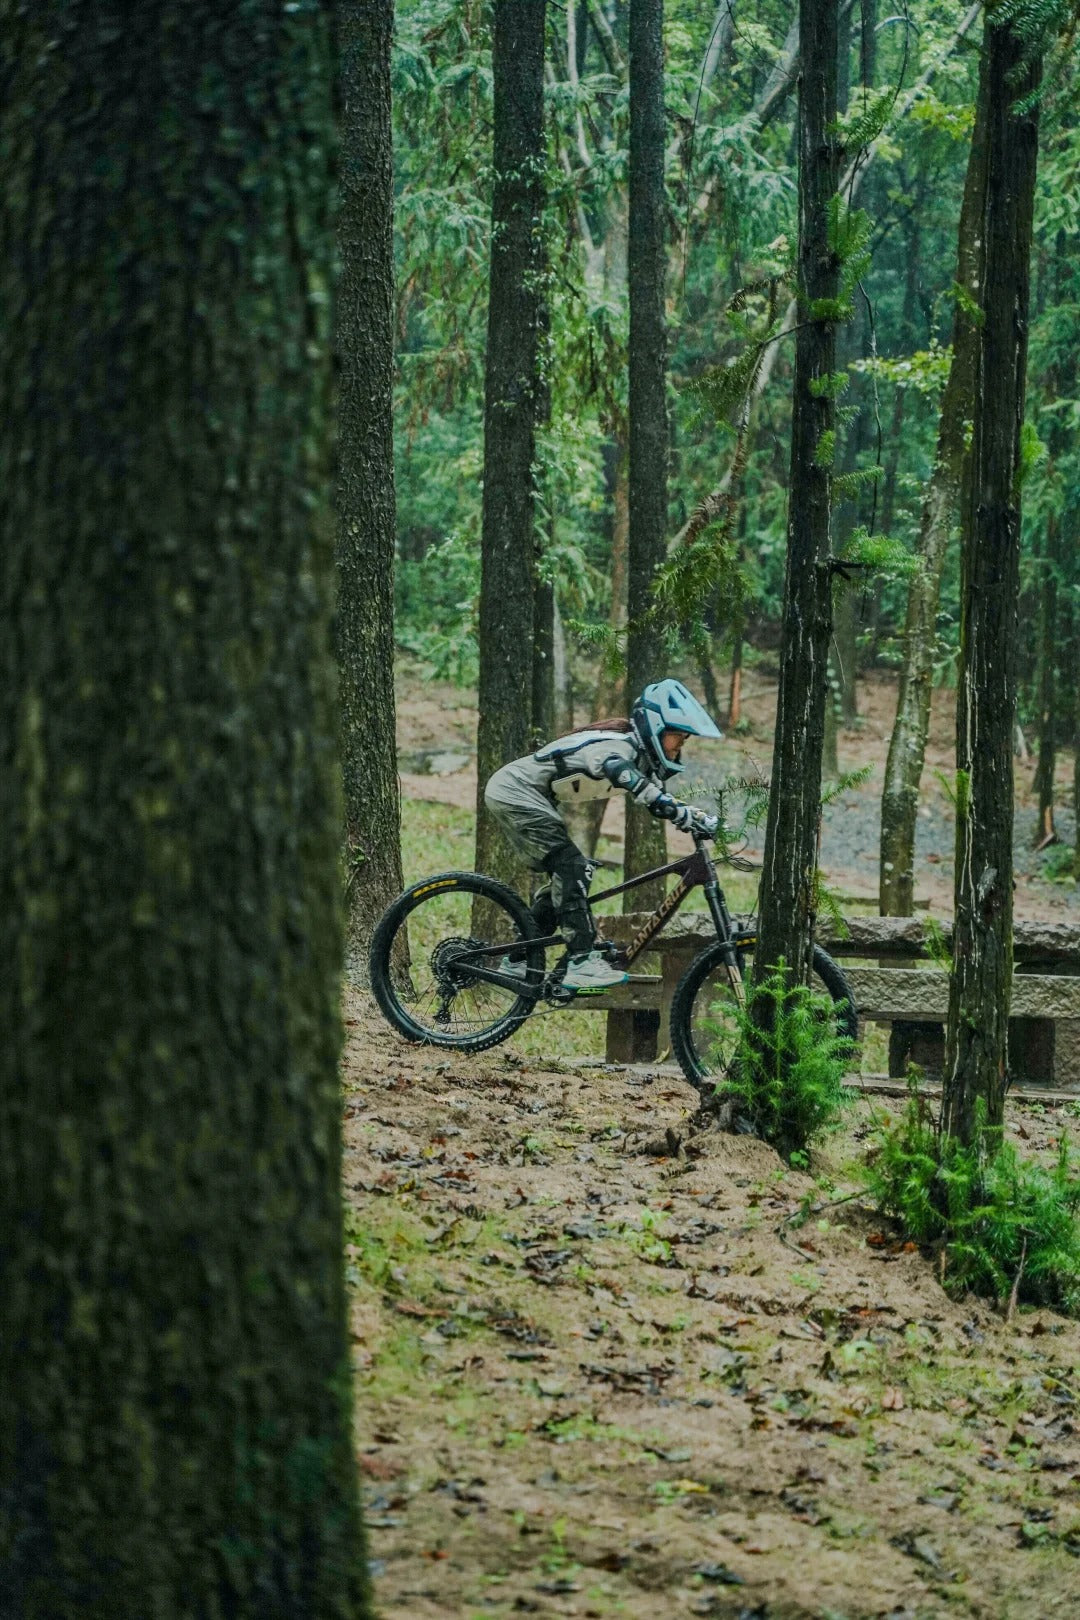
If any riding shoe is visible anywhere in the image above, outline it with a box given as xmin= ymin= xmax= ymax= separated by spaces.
xmin=562 ymin=951 xmax=628 ymax=991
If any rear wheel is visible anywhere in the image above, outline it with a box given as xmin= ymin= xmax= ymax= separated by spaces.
xmin=669 ymin=935 xmax=857 ymax=1093
xmin=369 ymin=871 xmax=546 ymax=1052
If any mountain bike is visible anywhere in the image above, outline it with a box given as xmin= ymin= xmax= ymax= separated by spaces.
xmin=369 ymin=829 xmax=857 ymax=1096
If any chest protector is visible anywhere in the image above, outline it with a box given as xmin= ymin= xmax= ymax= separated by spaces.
xmin=534 ymin=730 xmax=639 ymax=804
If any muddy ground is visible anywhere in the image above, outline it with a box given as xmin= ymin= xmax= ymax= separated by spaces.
xmin=349 ymin=999 xmax=1080 ymax=1620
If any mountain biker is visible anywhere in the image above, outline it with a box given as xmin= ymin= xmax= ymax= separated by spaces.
xmin=483 ymin=678 xmax=722 ymax=990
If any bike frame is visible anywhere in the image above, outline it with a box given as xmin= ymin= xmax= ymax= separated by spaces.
xmin=455 ymin=833 xmax=748 ymax=1002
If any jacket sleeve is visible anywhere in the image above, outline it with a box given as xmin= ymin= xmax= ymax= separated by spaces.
xmin=601 ymin=753 xmax=683 ymax=821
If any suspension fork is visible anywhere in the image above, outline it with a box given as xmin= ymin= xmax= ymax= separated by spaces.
xmin=702 ymin=868 xmax=747 ymax=1007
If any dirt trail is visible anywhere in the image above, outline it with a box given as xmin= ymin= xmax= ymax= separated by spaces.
xmin=346 ymin=996 xmax=1080 ymax=1619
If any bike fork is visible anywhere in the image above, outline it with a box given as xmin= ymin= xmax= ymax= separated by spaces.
xmin=704 ymin=874 xmax=747 ymax=1007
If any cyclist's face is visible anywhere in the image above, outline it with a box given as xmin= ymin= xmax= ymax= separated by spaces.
xmin=660 ymin=728 xmax=687 ymax=763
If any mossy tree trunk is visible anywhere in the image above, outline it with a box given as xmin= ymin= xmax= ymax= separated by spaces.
xmin=878 ymin=49 xmax=988 ymax=917
xmin=0 ymin=3 xmax=370 ymax=1614
xmin=624 ymin=0 xmax=670 ymax=909
xmin=339 ymin=0 xmax=405 ymax=976
xmin=943 ymin=17 xmax=1040 ymax=1146
xmin=473 ymin=0 xmax=548 ymax=891
xmin=754 ymin=0 xmax=839 ymax=990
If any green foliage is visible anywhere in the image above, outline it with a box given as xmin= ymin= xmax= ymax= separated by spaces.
xmin=863 ymin=1085 xmax=1080 ymax=1314
xmin=851 ymin=341 xmax=953 ymax=396
xmin=820 ymin=195 xmax=875 ymax=322
xmin=831 ymin=88 xmax=896 ymax=155
xmin=390 ymin=0 xmax=1080 ymax=691
xmin=814 ymin=429 xmax=836 ymax=470
xmin=651 ymin=520 xmax=750 ymax=633
xmin=924 ymin=916 xmax=953 ymax=971
xmin=835 ymin=529 xmax=920 ymax=582
xmin=720 ymin=959 xmax=856 ymax=1161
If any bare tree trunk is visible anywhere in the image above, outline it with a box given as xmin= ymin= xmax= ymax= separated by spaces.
xmin=473 ymin=0 xmax=548 ymax=893
xmin=878 ymin=51 xmax=987 ymax=916
xmin=579 ymin=441 xmax=629 ymax=857
xmin=533 ymin=573 xmax=556 ymax=746
xmin=943 ymin=16 xmax=1040 ymax=1146
xmin=1032 ymin=515 xmax=1059 ymax=846
xmin=0 ymin=5 xmax=370 ymax=1608
xmin=860 ymin=0 xmax=877 ymax=89
xmin=339 ymin=0 xmax=404 ymax=979
xmin=754 ymin=0 xmax=840 ymax=990
xmin=728 ymin=634 xmax=744 ymax=729
xmin=624 ymin=0 xmax=669 ymax=908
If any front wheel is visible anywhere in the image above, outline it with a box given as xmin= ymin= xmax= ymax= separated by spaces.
xmin=369 ymin=871 xmax=547 ymax=1053
xmin=669 ymin=936 xmax=857 ymax=1093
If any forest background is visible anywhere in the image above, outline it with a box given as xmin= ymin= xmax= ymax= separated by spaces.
xmin=389 ymin=0 xmax=1079 ymax=885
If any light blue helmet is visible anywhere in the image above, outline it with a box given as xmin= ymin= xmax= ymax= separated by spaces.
xmin=631 ymin=679 xmax=723 ymax=780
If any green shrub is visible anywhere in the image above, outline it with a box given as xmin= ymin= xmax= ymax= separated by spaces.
xmin=719 ymin=959 xmax=855 ymax=1161
xmin=864 ymin=1083 xmax=1080 ymax=1315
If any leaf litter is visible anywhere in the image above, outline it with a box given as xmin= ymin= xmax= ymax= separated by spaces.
xmin=344 ymin=992 xmax=1080 ymax=1618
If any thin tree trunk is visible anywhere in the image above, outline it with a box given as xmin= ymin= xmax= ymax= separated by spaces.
xmin=728 ymin=634 xmax=744 ymax=729
xmin=860 ymin=0 xmax=877 ymax=90
xmin=339 ymin=0 xmax=404 ymax=978
xmin=879 ymin=50 xmax=988 ymax=916
xmin=580 ymin=439 xmax=629 ymax=857
xmin=624 ymin=0 xmax=669 ymax=908
xmin=0 ymin=4 xmax=370 ymax=1610
xmin=533 ymin=573 xmax=556 ymax=745
xmin=1073 ymin=598 xmax=1080 ymax=881
xmin=473 ymin=0 xmax=547 ymax=892
xmin=553 ymin=592 xmax=575 ymax=734
xmin=754 ymin=0 xmax=840 ymax=989
xmin=943 ymin=16 xmax=1041 ymax=1146
xmin=1032 ymin=515 xmax=1059 ymax=846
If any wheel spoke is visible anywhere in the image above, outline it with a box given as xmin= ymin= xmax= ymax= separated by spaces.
xmin=372 ymin=877 xmax=545 ymax=1048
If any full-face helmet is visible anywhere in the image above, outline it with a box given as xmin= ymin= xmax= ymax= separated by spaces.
xmin=631 ymin=679 xmax=723 ymax=780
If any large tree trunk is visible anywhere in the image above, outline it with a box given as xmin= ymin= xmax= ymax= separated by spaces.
xmin=754 ymin=0 xmax=839 ymax=989
xmin=878 ymin=52 xmax=988 ymax=916
xmin=624 ymin=0 xmax=670 ymax=909
xmin=0 ymin=5 xmax=370 ymax=1612
xmin=473 ymin=0 xmax=547 ymax=890
xmin=943 ymin=18 xmax=1040 ymax=1145
xmin=339 ymin=0 xmax=404 ymax=977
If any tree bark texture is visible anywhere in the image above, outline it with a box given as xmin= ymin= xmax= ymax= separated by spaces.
xmin=578 ymin=441 xmax=629 ymax=857
xmin=474 ymin=0 xmax=547 ymax=889
xmin=533 ymin=573 xmax=556 ymax=743
xmin=859 ymin=0 xmax=877 ymax=91
xmin=1032 ymin=516 xmax=1058 ymax=846
xmin=338 ymin=0 xmax=404 ymax=978
xmin=878 ymin=51 xmax=988 ymax=916
xmin=0 ymin=4 xmax=370 ymax=1615
xmin=943 ymin=19 xmax=1041 ymax=1145
xmin=754 ymin=0 xmax=839 ymax=987
xmin=625 ymin=0 xmax=670 ymax=908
